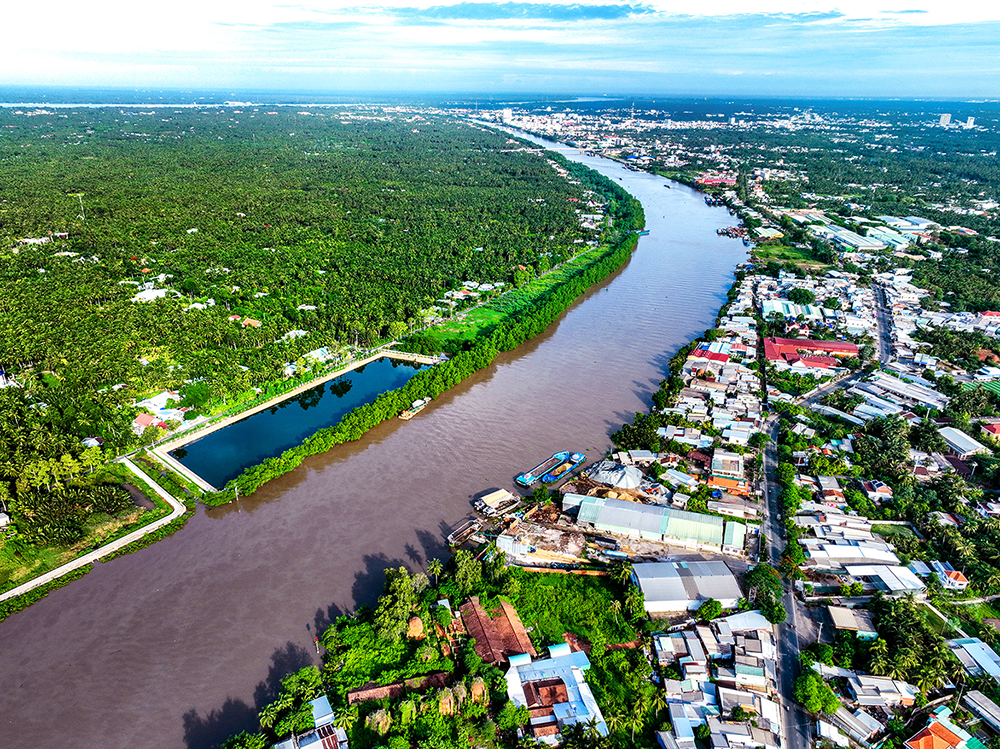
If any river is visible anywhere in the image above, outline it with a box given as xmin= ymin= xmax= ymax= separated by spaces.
xmin=0 ymin=137 xmax=747 ymax=748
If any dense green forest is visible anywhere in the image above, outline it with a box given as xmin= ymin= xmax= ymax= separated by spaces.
xmin=0 ymin=107 xmax=633 ymax=561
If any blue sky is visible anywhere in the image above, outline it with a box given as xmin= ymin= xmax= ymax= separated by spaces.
xmin=4 ymin=1 xmax=999 ymax=97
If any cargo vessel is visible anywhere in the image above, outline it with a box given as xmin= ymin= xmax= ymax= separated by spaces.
xmin=516 ymin=450 xmax=573 ymax=487
xmin=541 ymin=452 xmax=586 ymax=483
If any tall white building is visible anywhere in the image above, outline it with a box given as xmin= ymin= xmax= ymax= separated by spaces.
xmin=940 ymin=113 xmax=952 ymax=127
xmin=501 ymin=108 xmax=513 ymax=123
xmin=966 ymin=117 xmax=976 ymax=128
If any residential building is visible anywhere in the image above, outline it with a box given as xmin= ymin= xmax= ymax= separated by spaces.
xmin=273 ymin=695 xmax=350 ymax=749
xmin=818 ymin=721 xmax=850 ymax=747
xmin=712 ymin=450 xmax=745 ymax=479
xmin=963 ymin=691 xmax=1000 ymax=734
xmin=847 ymin=675 xmax=918 ymax=707
xmin=844 ymin=565 xmax=926 ymax=594
xmin=505 ymin=644 xmax=609 ymax=745
xmin=931 ymin=561 xmax=970 ymax=591
xmin=828 ymin=606 xmax=878 ymax=640
xmin=938 ymin=427 xmax=989 ymax=460
xmin=904 ymin=708 xmax=977 ymax=749
xmin=947 ymin=638 xmax=1000 ymax=681
xmin=831 ymin=707 xmax=884 ymax=746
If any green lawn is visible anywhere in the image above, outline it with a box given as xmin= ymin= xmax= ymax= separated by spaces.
xmin=872 ymin=524 xmax=917 ymax=539
xmin=428 ymin=245 xmax=607 ymax=346
xmin=496 ymin=569 xmax=636 ymax=648
xmin=753 ymin=244 xmax=831 ymax=271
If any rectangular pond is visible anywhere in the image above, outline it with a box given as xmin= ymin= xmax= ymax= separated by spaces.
xmin=169 ymin=356 xmax=431 ymax=488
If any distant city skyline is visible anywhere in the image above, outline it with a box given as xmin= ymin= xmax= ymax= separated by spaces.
xmin=4 ymin=1 xmax=999 ymax=97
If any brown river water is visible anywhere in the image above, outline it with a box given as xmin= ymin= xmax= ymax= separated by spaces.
xmin=0 ymin=139 xmax=747 ymax=748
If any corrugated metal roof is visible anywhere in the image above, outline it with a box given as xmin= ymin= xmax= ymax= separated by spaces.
xmin=723 ymin=522 xmax=746 ymax=548
xmin=577 ymin=496 xmax=606 ymax=525
xmin=599 ymin=500 xmax=665 ymax=536
xmin=662 ymin=507 xmax=724 ymax=546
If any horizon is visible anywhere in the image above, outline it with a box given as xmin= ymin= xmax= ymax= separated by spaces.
xmin=4 ymin=1 xmax=999 ymax=99
xmin=1 ymin=86 xmax=997 ymax=107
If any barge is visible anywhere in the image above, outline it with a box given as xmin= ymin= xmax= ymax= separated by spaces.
xmin=516 ymin=450 xmax=569 ymax=487
xmin=541 ymin=452 xmax=586 ymax=483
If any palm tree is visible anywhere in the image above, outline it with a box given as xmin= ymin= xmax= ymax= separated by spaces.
xmin=428 ymin=558 xmax=443 ymax=586
xmin=606 ymin=709 xmax=627 ymax=735
xmin=630 ymin=696 xmax=648 ymax=741
xmin=609 ymin=600 xmax=623 ymax=623
xmin=334 ymin=705 xmax=358 ymax=733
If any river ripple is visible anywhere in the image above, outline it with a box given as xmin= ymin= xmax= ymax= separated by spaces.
xmin=0 ymin=139 xmax=747 ymax=749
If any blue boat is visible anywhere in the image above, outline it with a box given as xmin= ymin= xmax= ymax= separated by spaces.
xmin=636 ymin=229 xmax=650 ymax=236
xmin=516 ymin=451 xmax=570 ymax=487
xmin=541 ymin=452 xmax=586 ymax=483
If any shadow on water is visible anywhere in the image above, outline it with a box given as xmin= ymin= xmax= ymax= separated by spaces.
xmin=181 ymin=543 xmax=448 ymax=748
xmin=182 ymin=642 xmax=315 ymax=749
xmin=350 ymin=552 xmax=409 ymax=611
xmin=182 ymin=697 xmax=258 ymax=749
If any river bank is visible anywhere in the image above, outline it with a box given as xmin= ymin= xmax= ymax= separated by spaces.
xmin=0 ymin=137 xmax=747 ymax=749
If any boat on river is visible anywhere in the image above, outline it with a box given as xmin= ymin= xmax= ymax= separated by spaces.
xmin=399 ymin=397 xmax=431 ymax=420
xmin=636 ymin=229 xmax=650 ymax=236
xmin=516 ymin=450 xmax=570 ymax=487
xmin=541 ymin=452 xmax=586 ymax=483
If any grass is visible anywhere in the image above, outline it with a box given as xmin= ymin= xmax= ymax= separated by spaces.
xmin=753 ymin=243 xmax=831 ymax=272
xmin=917 ymin=602 xmax=949 ymax=635
xmin=497 ymin=568 xmax=636 ymax=647
xmin=427 ymin=244 xmax=607 ymax=347
xmin=954 ymin=601 xmax=1000 ymax=624
xmin=872 ymin=524 xmax=917 ymax=539
xmin=0 ymin=464 xmax=174 ymax=595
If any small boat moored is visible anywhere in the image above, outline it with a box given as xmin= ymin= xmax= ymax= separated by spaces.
xmin=399 ymin=397 xmax=431 ymax=420
xmin=541 ymin=452 xmax=586 ymax=483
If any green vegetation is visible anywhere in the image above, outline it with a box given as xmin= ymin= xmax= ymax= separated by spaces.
xmin=226 ymin=551 xmax=663 ymax=749
xmin=867 ymin=594 xmax=960 ymax=691
xmin=793 ymin=672 xmax=840 ymax=714
xmin=227 ymin=231 xmax=639 ymax=496
xmin=751 ymin=243 xmax=832 ymax=274
xmin=745 ymin=564 xmax=787 ymax=624
xmin=0 ymin=109 xmax=643 ymax=554
xmin=0 ymin=461 xmax=170 ymax=596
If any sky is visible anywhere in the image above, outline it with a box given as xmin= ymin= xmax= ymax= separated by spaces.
xmin=3 ymin=0 xmax=999 ymax=98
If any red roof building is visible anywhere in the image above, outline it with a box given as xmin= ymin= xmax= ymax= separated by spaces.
xmin=905 ymin=721 xmax=964 ymax=749
xmin=459 ymin=596 xmax=536 ymax=666
xmin=764 ymin=337 xmax=858 ymax=368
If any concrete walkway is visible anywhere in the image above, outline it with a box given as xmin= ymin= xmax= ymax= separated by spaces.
xmin=0 ymin=459 xmax=187 ymax=604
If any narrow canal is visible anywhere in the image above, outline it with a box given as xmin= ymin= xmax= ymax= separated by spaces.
xmin=0 ymin=138 xmax=748 ymax=749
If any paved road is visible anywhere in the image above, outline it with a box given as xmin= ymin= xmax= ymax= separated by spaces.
xmin=761 ymin=416 xmax=812 ymax=749
xmin=0 ymin=459 xmax=187 ymax=603
xmin=872 ymin=282 xmax=893 ymax=365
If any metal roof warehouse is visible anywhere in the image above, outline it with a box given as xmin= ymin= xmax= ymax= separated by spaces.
xmin=632 ymin=561 xmax=743 ymax=614
xmin=576 ymin=496 xmax=725 ymax=549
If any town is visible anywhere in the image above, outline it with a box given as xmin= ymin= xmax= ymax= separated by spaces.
xmin=217 ymin=103 xmax=1000 ymax=749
